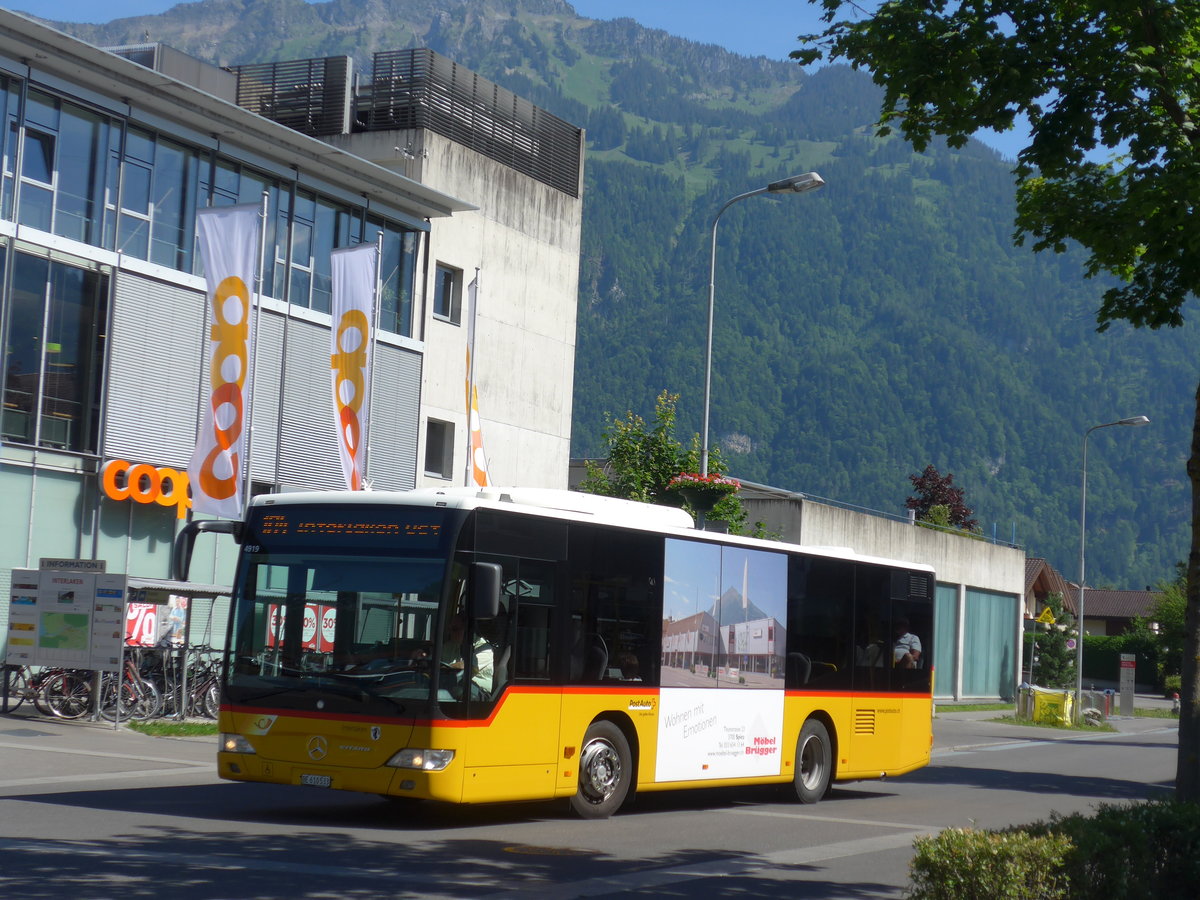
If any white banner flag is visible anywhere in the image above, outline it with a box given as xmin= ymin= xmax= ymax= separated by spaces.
xmin=465 ymin=274 xmax=491 ymax=487
xmin=188 ymin=204 xmax=261 ymax=519
xmin=330 ymin=243 xmax=378 ymax=490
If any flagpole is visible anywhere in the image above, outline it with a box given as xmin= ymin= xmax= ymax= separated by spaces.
xmin=189 ymin=203 xmax=213 ymax=526
xmin=241 ymin=191 xmax=270 ymax=522
xmin=272 ymin=202 xmax=290 ymax=496
xmin=464 ymin=267 xmax=480 ymax=487
xmin=362 ymin=231 xmax=384 ymax=485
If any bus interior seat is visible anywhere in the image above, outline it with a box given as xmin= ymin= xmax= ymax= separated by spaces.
xmin=582 ymin=633 xmax=608 ymax=681
xmin=788 ymin=652 xmax=812 ymax=685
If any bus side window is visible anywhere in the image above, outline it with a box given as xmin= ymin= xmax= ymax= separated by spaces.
xmin=507 ymin=561 xmax=556 ymax=683
xmin=514 ymin=603 xmax=552 ymax=680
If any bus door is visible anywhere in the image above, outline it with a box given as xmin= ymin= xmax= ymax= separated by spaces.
xmin=849 ymin=567 xmax=932 ymax=773
xmin=453 ymin=555 xmax=562 ymax=801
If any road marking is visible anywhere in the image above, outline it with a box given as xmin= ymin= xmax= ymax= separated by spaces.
xmin=934 ymin=726 xmax=1178 ymax=757
xmin=0 ymin=739 xmax=212 ymax=768
xmin=725 ymin=807 xmax=928 ymax=830
xmin=0 ymin=765 xmax=216 ymax=788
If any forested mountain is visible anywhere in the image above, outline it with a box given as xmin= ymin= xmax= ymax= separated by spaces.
xmin=49 ymin=0 xmax=1196 ymax=590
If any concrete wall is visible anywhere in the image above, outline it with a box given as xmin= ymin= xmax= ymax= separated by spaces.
xmin=745 ymin=498 xmax=1025 ymax=595
xmin=744 ymin=495 xmax=1026 ymax=701
xmin=336 ymin=128 xmax=583 ymax=489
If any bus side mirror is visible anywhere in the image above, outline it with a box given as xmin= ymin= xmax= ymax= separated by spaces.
xmin=173 ymin=519 xmax=244 ymax=581
xmin=470 ymin=562 xmax=503 ymax=619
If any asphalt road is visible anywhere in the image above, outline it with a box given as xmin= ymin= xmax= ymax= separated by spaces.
xmin=0 ymin=707 xmax=1179 ymax=899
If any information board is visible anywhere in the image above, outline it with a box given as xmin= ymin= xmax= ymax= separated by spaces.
xmin=4 ymin=564 xmax=126 ymax=672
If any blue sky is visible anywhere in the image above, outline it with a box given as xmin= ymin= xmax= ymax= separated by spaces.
xmin=14 ymin=1 xmax=1023 ymax=158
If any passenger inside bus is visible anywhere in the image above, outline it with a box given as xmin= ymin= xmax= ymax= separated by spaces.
xmin=441 ymin=611 xmax=495 ymax=696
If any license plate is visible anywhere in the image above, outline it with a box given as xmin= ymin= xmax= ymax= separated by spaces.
xmin=300 ymin=774 xmax=332 ymax=787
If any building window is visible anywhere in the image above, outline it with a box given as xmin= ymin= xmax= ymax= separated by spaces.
xmin=433 ymin=263 xmax=462 ymax=324
xmin=424 ymin=419 xmax=455 ymax=479
xmin=368 ymin=216 xmax=418 ymax=338
xmin=111 ymin=125 xmax=201 ymax=270
xmin=1 ymin=251 xmax=107 ymax=453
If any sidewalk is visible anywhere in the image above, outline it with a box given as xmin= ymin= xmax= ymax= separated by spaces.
xmin=933 ymin=692 xmax=1179 ymax=751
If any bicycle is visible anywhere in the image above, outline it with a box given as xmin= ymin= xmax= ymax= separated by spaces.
xmin=41 ymin=669 xmax=95 ymax=719
xmin=138 ymin=644 xmax=216 ymax=720
xmin=98 ymin=657 xmax=161 ymax=722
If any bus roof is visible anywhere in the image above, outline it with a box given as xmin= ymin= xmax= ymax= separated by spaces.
xmin=250 ymin=486 xmax=933 ymax=574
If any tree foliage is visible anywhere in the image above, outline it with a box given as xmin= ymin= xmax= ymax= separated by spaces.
xmin=578 ymin=390 xmax=747 ymax=532
xmin=906 ymin=464 xmax=979 ymax=531
xmin=1025 ymin=593 xmax=1077 ymax=690
xmin=796 ymin=0 xmax=1200 ymax=332
xmin=1134 ymin=563 xmax=1189 ymax=682
xmin=796 ymin=0 xmax=1200 ymax=798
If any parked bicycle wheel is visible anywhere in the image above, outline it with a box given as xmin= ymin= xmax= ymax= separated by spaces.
xmin=202 ymin=679 xmax=220 ymax=719
xmin=2 ymin=666 xmax=28 ymax=712
xmin=42 ymin=671 xmax=93 ymax=719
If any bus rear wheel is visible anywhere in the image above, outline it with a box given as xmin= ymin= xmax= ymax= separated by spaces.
xmin=794 ymin=719 xmax=832 ymax=804
xmin=570 ymin=720 xmax=631 ymax=819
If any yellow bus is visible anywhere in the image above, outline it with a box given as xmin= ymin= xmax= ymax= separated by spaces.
xmin=176 ymin=487 xmax=934 ymax=818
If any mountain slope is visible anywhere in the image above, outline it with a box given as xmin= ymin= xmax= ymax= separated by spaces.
xmin=49 ymin=0 xmax=1196 ymax=589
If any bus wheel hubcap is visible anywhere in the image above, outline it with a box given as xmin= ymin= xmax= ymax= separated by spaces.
xmin=800 ymin=736 xmax=823 ymax=789
xmin=580 ymin=739 xmax=621 ymax=801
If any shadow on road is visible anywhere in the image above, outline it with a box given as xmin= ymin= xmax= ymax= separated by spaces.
xmin=904 ymin=761 xmax=1173 ymax=801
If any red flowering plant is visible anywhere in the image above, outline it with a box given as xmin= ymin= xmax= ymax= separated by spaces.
xmin=665 ymin=472 xmax=741 ymax=513
xmin=666 ymin=472 xmax=741 ymax=494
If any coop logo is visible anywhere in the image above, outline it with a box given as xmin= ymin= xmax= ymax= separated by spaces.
xmin=331 ymin=307 xmax=369 ymax=490
xmin=102 ymin=459 xmax=191 ymax=519
xmin=197 ymin=275 xmax=250 ymax=501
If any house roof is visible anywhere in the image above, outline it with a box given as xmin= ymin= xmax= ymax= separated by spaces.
xmin=1025 ymin=558 xmax=1073 ymax=609
xmin=1079 ymin=588 xmax=1158 ymax=621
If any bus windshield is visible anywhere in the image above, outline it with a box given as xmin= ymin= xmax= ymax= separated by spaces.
xmin=224 ymin=503 xmax=463 ymax=714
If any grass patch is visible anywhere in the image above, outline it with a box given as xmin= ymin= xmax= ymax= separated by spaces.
xmin=937 ymin=703 xmax=1014 ymax=713
xmin=127 ymin=720 xmax=218 ymax=738
xmin=1133 ymin=707 xmax=1180 ymax=719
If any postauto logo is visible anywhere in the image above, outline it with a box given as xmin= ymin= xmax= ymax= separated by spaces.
xmin=102 ymin=459 xmax=191 ymax=519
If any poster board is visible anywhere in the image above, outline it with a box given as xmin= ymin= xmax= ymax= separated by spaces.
xmin=4 ymin=562 xmax=126 ymax=672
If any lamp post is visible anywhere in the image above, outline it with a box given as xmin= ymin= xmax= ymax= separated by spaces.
xmin=1075 ymin=414 xmax=1150 ymax=719
xmin=700 ymin=172 xmax=825 ymax=476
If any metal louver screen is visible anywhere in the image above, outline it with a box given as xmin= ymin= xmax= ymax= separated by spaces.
xmin=234 ymin=57 xmax=352 ymax=137
xmin=366 ymin=49 xmax=582 ymax=198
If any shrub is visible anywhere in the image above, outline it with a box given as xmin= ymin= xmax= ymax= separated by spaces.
xmin=1020 ymin=799 xmax=1200 ymax=898
xmin=909 ymin=800 xmax=1200 ymax=899
xmin=1164 ymin=674 xmax=1181 ymax=697
xmin=907 ymin=828 xmax=1071 ymax=899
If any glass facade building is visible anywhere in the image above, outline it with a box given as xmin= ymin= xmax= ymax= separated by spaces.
xmin=0 ymin=15 xmax=478 ymax=654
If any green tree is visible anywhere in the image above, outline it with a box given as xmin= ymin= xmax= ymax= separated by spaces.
xmin=906 ymin=465 xmax=979 ymax=531
xmin=1134 ymin=564 xmax=1188 ymax=683
xmin=1026 ymin=593 xmax=1077 ymax=690
xmin=796 ymin=0 xmax=1200 ymax=800
xmin=578 ymin=390 xmax=747 ymax=532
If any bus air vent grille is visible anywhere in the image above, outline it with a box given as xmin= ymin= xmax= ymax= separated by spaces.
xmin=854 ymin=708 xmax=876 ymax=735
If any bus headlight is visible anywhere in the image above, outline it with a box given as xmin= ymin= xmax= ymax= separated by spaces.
xmin=221 ymin=733 xmax=257 ymax=754
xmin=387 ymin=748 xmax=454 ymax=771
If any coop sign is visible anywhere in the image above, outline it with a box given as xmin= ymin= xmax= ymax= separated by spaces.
xmin=102 ymin=459 xmax=192 ymax=519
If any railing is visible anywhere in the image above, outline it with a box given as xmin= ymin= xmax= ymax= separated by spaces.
xmin=362 ymin=49 xmax=582 ymax=198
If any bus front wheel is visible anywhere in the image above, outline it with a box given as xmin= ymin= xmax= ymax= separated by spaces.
xmin=794 ymin=719 xmax=832 ymax=804
xmin=570 ymin=720 xmax=631 ymax=819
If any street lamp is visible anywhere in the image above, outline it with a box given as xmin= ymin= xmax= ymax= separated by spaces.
xmin=700 ymin=172 xmax=825 ymax=476
xmin=1075 ymin=414 xmax=1150 ymax=719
